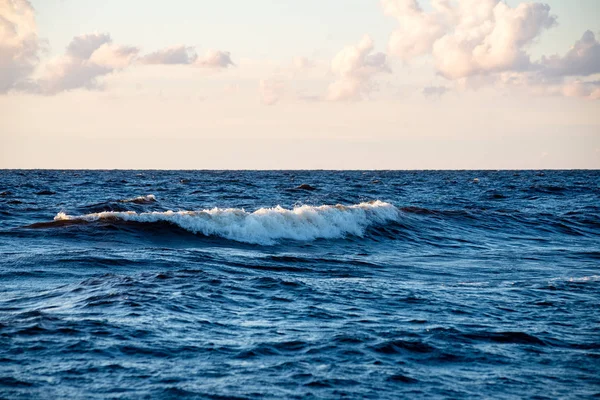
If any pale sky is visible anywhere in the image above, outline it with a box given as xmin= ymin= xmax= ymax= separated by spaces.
xmin=1 ymin=0 xmax=599 ymax=169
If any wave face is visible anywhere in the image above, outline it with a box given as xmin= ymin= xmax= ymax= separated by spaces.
xmin=53 ymin=201 xmax=399 ymax=244
xmin=1 ymin=170 xmax=599 ymax=399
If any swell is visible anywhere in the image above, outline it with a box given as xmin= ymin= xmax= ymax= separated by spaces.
xmin=21 ymin=200 xmax=600 ymax=246
xmin=29 ymin=201 xmax=400 ymax=245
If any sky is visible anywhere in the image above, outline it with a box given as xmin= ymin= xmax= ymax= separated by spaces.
xmin=1 ymin=0 xmax=599 ymax=169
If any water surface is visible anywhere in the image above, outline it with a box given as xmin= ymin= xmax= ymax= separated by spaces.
xmin=1 ymin=170 xmax=599 ymax=398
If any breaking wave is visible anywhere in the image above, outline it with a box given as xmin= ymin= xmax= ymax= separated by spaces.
xmin=119 ymin=194 xmax=157 ymax=204
xmin=52 ymin=200 xmax=399 ymax=245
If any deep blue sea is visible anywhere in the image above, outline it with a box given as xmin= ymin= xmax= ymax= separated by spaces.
xmin=1 ymin=170 xmax=599 ymax=399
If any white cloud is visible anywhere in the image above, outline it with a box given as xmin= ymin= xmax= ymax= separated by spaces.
xmin=196 ymin=50 xmax=234 ymax=68
xmin=327 ymin=35 xmax=390 ymax=101
xmin=36 ymin=33 xmax=139 ymax=94
xmin=383 ymin=0 xmax=600 ymax=100
xmin=1 ymin=0 xmax=235 ymax=95
xmin=140 ymin=45 xmax=198 ymax=65
xmin=458 ymin=3 xmax=553 ymax=77
xmin=382 ymin=0 xmax=445 ymax=62
xmin=383 ymin=0 xmax=556 ymax=79
xmin=0 ymin=0 xmax=42 ymax=93
xmin=33 ymin=42 xmax=233 ymax=94
xmin=439 ymin=4 xmax=553 ymax=79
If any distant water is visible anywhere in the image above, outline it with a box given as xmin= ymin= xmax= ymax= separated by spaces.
xmin=1 ymin=170 xmax=599 ymax=399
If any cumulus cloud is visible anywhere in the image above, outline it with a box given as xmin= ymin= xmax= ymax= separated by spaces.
xmin=503 ymin=31 xmax=600 ymax=99
xmin=0 ymin=0 xmax=42 ymax=93
xmin=539 ymin=30 xmax=600 ymax=78
xmin=259 ymin=78 xmax=285 ymax=105
xmin=139 ymin=45 xmax=198 ymax=65
xmin=382 ymin=0 xmax=445 ymax=62
xmin=327 ymin=35 xmax=390 ymax=101
xmin=384 ymin=0 xmax=556 ymax=79
xmin=1 ymin=0 xmax=235 ymax=95
xmin=37 ymin=33 xmax=139 ymax=94
xmin=383 ymin=0 xmax=600 ymax=100
xmin=196 ymin=50 xmax=234 ymax=68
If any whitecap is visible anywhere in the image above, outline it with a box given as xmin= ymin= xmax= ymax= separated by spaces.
xmin=53 ymin=200 xmax=399 ymax=245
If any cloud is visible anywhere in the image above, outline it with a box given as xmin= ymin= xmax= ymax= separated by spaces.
xmin=327 ymin=35 xmax=390 ymax=101
xmin=383 ymin=0 xmax=556 ymax=79
xmin=140 ymin=47 xmax=233 ymax=68
xmin=500 ymin=31 xmax=600 ymax=100
xmin=437 ymin=3 xmax=555 ymax=79
xmin=65 ymin=33 xmax=110 ymax=59
xmin=560 ymin=80 xmax=600 ymax=100
xmin=1 ymin=0 xmax=235 ymax=95
xmin=422 ymin=85 xmax=448 ymax=97
xmin=196 ymin=50 xmax=234 ymax=68
xmin=139 ymin=45 xmax=198 ymax=65
xmin=37 ymin=33 xmax=139 ymax=94
xmin=0 ymin=0 xmax=42 ymax=93
xmin=539 ymin=30 xmax=600 ymax=78
xmin=259 ymin=78 xmax=285 ymax=105
xmin=382 ymin=0 xmax=445 ymax=62
xmin=383 ymin=0 xmax=600 ymax=100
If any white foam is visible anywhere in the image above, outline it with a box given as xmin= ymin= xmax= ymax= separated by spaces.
xmin=120 ymin=194 xmax=157 ymax=203
xmin=53 ymin=200 xmax=399 ymax=245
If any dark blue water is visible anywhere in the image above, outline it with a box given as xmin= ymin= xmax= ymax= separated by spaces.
xmin=1 ymin=170 xmax=599 ymax=399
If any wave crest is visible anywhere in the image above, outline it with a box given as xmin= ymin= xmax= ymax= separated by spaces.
xmin=119 ymin=194 xmax=157 ymax=204
xmin=53 ymin=201 xmax=398 ymax=245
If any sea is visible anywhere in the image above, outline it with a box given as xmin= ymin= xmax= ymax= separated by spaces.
xmin=0 ymin=170 xmax=599 ymax=399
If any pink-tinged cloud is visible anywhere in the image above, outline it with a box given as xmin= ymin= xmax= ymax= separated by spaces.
xmin=383 ymin=0 xmax=556 ymax=78
xmin=37 ymin=33 xmax=139 ymax=94
xmin=0 ymin=0 xmax=41 ymax=93
xmin=383 ymin=0 xmax=600 ymax=100
xmin=327 ymin=35 xmax=390 ymax=101
xmin=382 ymin=0 xmax=445 ymax=62
xmin=196 ymin=50 xmax=234 ymax=68
xmin=561 ymin=80 xmax=600 ymax=100
xmin=139 ymin=45 xmax=198 ymax=65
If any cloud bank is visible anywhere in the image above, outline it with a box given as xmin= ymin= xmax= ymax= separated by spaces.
xmin=1 ymin=0 xmax=598 ymax=102
xmin=0 ymin=0 xmax=234 ymax=95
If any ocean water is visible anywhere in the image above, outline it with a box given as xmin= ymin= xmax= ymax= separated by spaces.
xmin=0 ymin=170 xmax=599 ymax=399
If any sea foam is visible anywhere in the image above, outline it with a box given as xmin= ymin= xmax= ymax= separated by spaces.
xmin=54 ymin=200 xmax=398 ymax=244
